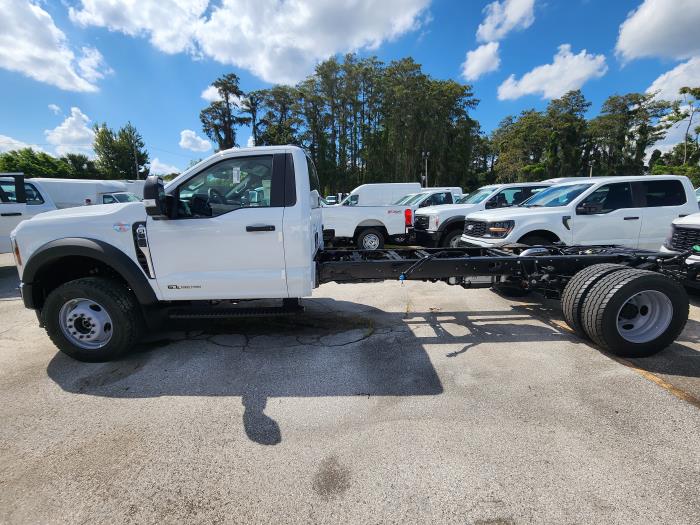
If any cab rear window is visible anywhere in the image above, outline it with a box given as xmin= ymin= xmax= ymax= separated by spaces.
xmin=634 ymin=179 xmax=686 ymax=207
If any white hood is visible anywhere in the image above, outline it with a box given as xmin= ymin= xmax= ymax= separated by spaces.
xmin=466 ymin=206 xmax=567 ymax=222
xmin=24 ymin=202 xmax=143 ymax=223
xmin=417 ymin=203 xmax=480 ymax=216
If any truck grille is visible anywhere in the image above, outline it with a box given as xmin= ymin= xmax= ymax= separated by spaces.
xmin=463 ymin=220 xmax=487 ymax=237
xmin=670 ymin=225 xmax=700 ymax=251
xmin=414 ymin=215 xmax=430 ymax=230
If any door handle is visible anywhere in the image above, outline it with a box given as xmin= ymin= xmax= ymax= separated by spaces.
xmin=246 ymin=224 xmax=275 ymax=232
xmin=679 ymin=214 xmax=688 ymax=218
xmin=0 ymin=212 xmax=22 ymax=217
xmin=623 ymin=216 xmax=639 ymax=220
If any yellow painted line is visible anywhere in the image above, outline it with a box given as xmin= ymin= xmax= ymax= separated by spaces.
xmin=549 ymin=318 xmax=700 ymax=410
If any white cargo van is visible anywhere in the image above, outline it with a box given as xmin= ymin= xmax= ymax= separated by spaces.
xmin=35 ymin=179 xmax=134 ymax=208
xmin=0 ymin=174 xmax=57 ymax=253
xmin=339 ymin=183 xmax=421 ymax=207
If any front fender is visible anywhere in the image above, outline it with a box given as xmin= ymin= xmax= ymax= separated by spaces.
xmin=21 ymin=237 xmax=158 ymax=308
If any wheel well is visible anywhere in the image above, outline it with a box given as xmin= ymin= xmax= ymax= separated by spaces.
xmin=31 ymin=256 xmax=129 ymax=310
xmin=518 ymin=230 xmax=560 ymax=243
xmin=442 ymin=220 xmax=465 ymax=233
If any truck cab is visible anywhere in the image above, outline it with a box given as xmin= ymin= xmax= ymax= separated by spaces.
xmin=0 ymin=174 xmax=56 ymax=253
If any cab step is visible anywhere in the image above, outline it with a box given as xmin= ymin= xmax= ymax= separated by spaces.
xmin=167 ymin=301 xmax=304 ymax=320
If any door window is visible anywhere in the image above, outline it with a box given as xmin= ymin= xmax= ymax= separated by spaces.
xmin=424 ymin=192 xmax=452 ymax=206
xmin=488 ymin=186 xmax=547 ymax=208
xmin=634 ymin=179 xmax=686 ymax=207
xmin=0 ymin=181 xmax=44 ymax=204
xmin=103 ymin=195 xmax=116 ymax=204
xmin=177 ymin=156 xmax=274 ymax=218
xmin=580 ymin=182 xmax=633 ymax=213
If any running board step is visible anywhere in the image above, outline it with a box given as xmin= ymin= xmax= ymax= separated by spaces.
xmin=168 ymin=304 xmax=304 ymax=319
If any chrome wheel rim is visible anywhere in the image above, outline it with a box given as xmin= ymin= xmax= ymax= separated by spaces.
xmin=448 ymin=235 xmax=461 ymax=248
xmin=616 ymin=290 xmax=672 ymax=344
xmin=59 ymin=298 xmax=114 ymax=349
xmin=362 ymin=233 xmax=380 ymax=250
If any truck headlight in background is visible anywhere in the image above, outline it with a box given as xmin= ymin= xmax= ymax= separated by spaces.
xmin=429 ymin=215 xmax=440 ymax=230
xmin=485 ymin=220 xmax=514 ymax=238
xmin=663 ymin=225 xmax=675 ymax=250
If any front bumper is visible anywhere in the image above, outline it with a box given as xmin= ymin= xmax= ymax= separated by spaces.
xmin=414 ymin=229 xmax=440 ymax=248
xmin=460 ymin=234 xmax=508 ymax=248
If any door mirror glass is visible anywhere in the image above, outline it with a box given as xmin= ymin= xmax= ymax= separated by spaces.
xmin=143 ymin=175 xmax=168 ymax=218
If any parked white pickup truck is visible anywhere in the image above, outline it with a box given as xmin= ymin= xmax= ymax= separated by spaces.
xmin=10 ymin=146 xmax=698 ymax=362
xmin=1 ymin=174 xmax=57 ymax=253
xmin=413 ymin=182 xmax=551 ymax=247
xmin=321 ymin=201 xmax=412 ymax=249
xmin=461 ymin=176 xmax=699 ymax=250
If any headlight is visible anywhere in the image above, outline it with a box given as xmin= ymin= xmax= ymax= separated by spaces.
xmin=484 ymin=220 xmax=514 ymax=238
xmin=429 ymin=215 xmax=440 ymax=230
xmin=663 ymin=225 xmax=675 ymax=249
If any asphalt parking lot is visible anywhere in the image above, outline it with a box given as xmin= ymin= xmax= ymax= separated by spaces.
xmin=1 ymin=253 xmax=699 ymax=524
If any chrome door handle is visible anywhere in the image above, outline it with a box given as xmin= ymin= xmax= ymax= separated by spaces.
xmin=623 ymin=216 xmax=639 ymax=220
xmin=0 ymin=212 xmax=22 ymax=217
xmin=246 ymin=224 xmax=275 ymax=232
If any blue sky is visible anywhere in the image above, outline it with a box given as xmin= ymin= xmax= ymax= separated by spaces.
xmin=1 ymin=0 xmax=699 ymax=173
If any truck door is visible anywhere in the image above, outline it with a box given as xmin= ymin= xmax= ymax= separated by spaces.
xmin=0 ymin=176 xmax=27 ymax=253
xmin=634 ymin=179 xmax=693 ymax=250
xmin=571 ymin=182 xmax=642 ymax=248
xmin=146 ymin=154 xmax=289 ymax=300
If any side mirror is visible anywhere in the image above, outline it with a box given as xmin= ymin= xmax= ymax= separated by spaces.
xmin=143 ymin=175 xmax=168 ymax=218
xmin=576 ymin=202 xmax=603 ymax=215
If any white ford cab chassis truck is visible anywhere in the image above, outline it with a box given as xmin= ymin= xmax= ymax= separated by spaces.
xmin=321 ymin=202 xmax=413 ymax=249
xmin=9 ymin=146 xmax=699 ymax=362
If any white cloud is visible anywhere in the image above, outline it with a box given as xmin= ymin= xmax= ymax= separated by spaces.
xmin=0 ymin=134 xmax=43 ymax=153
xmin=179 ymin=129 xmax=211 ymax=152
xmin=0 ymin=1 xmax=107 ymax=92
xmin=69 ymin=0 xmax=431 ymax=84
xmin=48 ymin=104 xmax=61 ymax=115
xmin=44 ymin=107 xmax=95 ymax=156
xmin=201 ymin=85 xmax=221 ymax=102
xmin=461 ymin=42 xmax=500 ymax=81
xmin=647 ymin=57 xmax=700 ymax=102
xmin=150 ymin=158 xmax=180 ymax=175
xmin=476 ymin=0 xmax=535 ymax=43
xmin=497 ymin=44 xmax=607 ymax=100
xmin=616 ymin=0 xmax=700 ymax=62
xmin=77 ymin=46 xmax=113 ymax=83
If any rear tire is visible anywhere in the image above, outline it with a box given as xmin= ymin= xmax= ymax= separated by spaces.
xmin=357 ymin=228 xmax=385 ymax=250
xmin=440 ymin=229 xmax=463 ymax=248
xmin=580 ymin=269 xmax=688 ymax=357
xmin=42 ymin=277 xmax=144 ymax=362
xmin=561 ymin=263 xmax=628 ymax=338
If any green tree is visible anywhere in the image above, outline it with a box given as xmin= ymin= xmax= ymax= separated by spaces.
xmin=667 ymin=86 xmax=700 ymax=165
xmin=0 ymin=148 xmax=71 ymax=178
xmin=60 ymin=153 xmax=101 ymax=179
xmin=199 ymin=73 xmax=250 ymax=150
xmin=93 ymin=122 xmax=150 ymax=179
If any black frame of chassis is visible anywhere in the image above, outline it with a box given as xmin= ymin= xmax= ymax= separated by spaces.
xmin=316 ymin=244 xmax=698 ymax=293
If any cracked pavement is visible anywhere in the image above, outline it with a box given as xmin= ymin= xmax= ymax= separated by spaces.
xmin=1 ymin=254 xmax=699 ymax=524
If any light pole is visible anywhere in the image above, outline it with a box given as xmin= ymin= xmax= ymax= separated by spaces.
xmin=422 ymin=151 xmax=430 ymax=187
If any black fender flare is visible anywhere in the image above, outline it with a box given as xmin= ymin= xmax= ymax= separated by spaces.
xmin=438 ymin=215 xmax=466 ymax=232
xmin=22 ymin=238 xmax=158 ymax=307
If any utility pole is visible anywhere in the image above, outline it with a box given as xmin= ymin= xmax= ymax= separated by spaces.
xmin=589 ymin=161 xmax=593 ymax=178
xmin=133 ymin=143 xmax=139 ymax=180
xmin=422 ymin=151 xmax=430 ymax=187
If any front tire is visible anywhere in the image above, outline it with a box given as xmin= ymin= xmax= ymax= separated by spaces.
xmin=440 ymin=229 xmax=463 ymax=248
xmin=357 ymin=228 xmax=385 ymax=250
xmin=42 ymin=277 xmax=144 ymax=362
xmin=580 ymin=269 xmax=688 ymax=357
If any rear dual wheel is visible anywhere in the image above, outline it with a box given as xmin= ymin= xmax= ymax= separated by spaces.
xmin=562 ymin=266 xmax=688 ymax=357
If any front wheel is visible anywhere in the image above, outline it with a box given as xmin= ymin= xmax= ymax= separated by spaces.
xmin=440 ymin=229 xmax=463 ymax=248
xmin=580 ymin=269 xmax=688 ymax=357
xmin=42 ymin=277 xmax=144 ymax=362
xmin=357 ymin=228 xmax=385 ymax=250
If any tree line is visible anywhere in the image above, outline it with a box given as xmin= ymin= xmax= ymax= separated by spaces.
xmin=0 ymin=122 xmax=150 ymax=180
xmin=1 ymin=53 xmax=698 ymax=191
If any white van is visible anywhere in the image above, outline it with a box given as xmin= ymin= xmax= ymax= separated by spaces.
xmin=339 ymin=183 xmax=421 ymax=207
xmin=34 ymin=179 xmax=136 ymax=208
xmin=0 ymin=174 xmax=57 ymax=253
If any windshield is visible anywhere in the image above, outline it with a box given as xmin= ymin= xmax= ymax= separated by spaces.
xmin=404 ymin=193 xmax=428 ymax=205
xmin=394 ymin=193 xmax=418 ymax=205
xmin=463 ymin=188 xmax=494 ymax=204
xmin=112 ymin=192 xmax=140 ymax=202
xmin=521 ymin=183 xmax=593 ymax=207
xmin=456 ymin=194 xmax=471 ymax=204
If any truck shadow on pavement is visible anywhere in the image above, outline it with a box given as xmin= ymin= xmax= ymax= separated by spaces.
xmin=45 ymin=298 xmax=573 ymax=446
